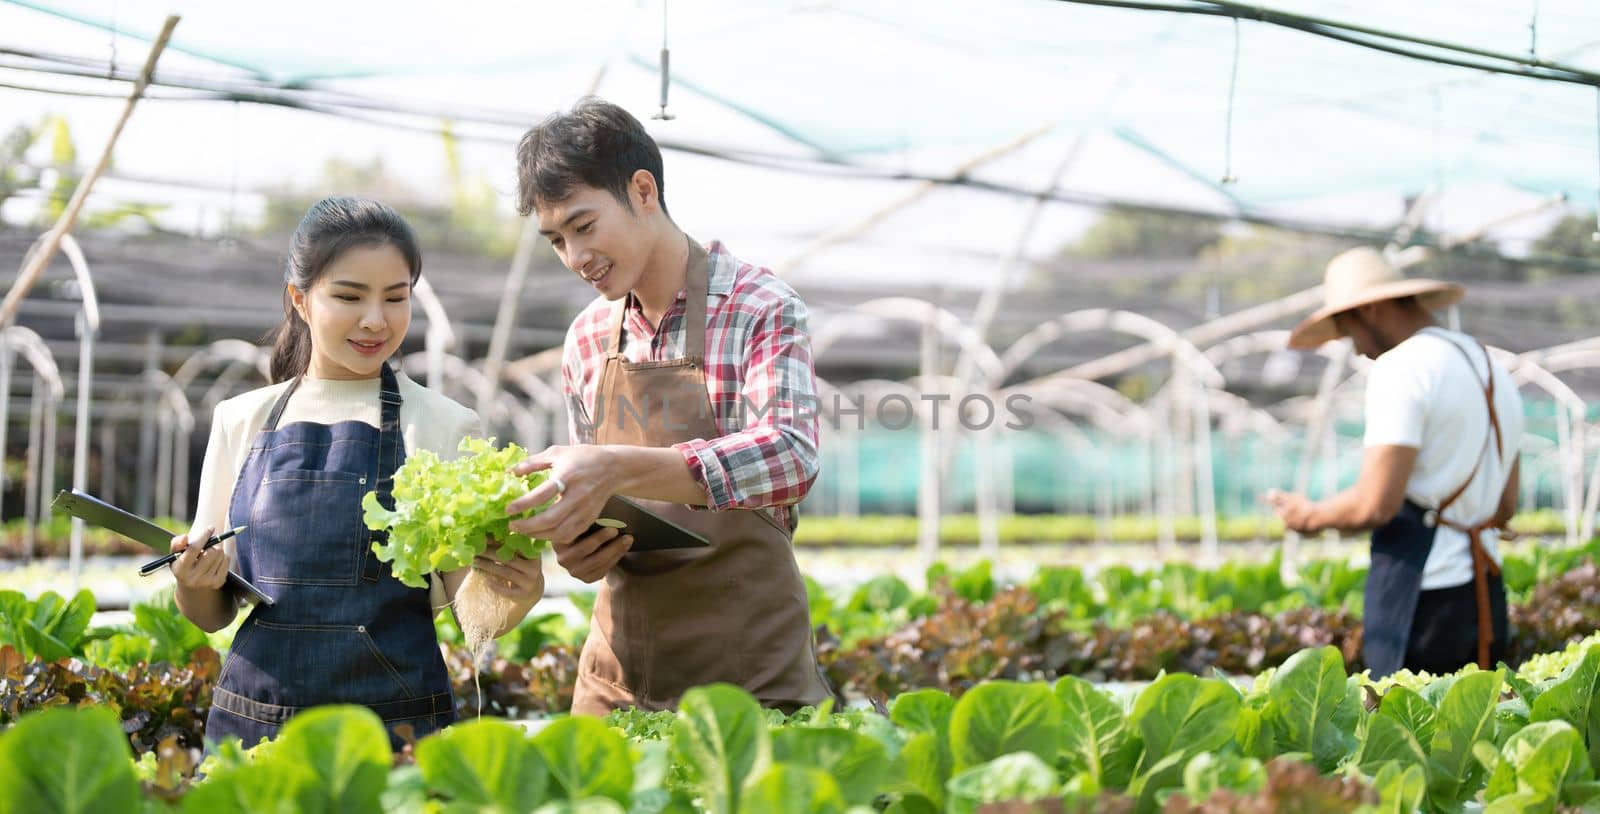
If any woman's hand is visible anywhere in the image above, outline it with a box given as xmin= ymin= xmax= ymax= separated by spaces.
xmin=170 ymin=526 xmax=229 ymax=591
xmin=471 ymin=545 xmax=546 ymax=604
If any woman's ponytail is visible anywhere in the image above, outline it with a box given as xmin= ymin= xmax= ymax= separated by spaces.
xmin=267 ymin=288 xmax=313 ymax=383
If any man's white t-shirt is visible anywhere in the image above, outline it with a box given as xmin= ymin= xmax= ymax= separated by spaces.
xmin=1363 ymin=327 xmax=1524 ymax=590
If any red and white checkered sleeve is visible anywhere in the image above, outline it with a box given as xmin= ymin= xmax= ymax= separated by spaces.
xmin=675 ymin=292 xmax=820 ymax=510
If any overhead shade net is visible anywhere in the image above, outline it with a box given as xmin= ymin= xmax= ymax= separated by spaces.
xmin=3 ymin=0 xmax=1597 ymax=281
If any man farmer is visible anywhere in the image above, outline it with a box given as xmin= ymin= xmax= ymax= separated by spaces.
xmin=502 ymin=97 xmax=833 ymax=714
xmin=1266 ymin=246 xmax=1522 ymax=679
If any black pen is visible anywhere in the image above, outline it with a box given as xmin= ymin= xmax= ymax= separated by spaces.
xmin=138 ymin=525 xmax=248 ymax=576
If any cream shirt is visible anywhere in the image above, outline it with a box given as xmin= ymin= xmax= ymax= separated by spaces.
xmin=190 ymin=370 xmax=482 ymax=607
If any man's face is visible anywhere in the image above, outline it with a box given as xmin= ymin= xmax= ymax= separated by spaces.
xmin=1333 ymin=305 xmax=1386 ymax=359
xmin=536 ymin=183 xmax=649 ymax=301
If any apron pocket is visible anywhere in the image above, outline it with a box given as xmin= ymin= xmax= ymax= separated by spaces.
xmin=231 ymin=620 xmax=418 ymax=706
xmin=638 ymin=578 xmax=750 ymax=701
xmin=578 ymin=627 xmax=629 ymax=690
xmin=249 ymin=469 xmax=367 ymax=586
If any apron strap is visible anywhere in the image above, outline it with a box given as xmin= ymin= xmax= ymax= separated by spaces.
xmin=262 ymin=377 xmax=302 ymax=433
xmin=683 ymin=238 xmax=709 ymax=365
xmin=606 ymin=294 xmax=627 ymax=360
xmin=366 ymin=364 xmax=404 ymax=584
xmin=605 ymin=235 xmax=710 ymax=364
xmin=1433 ymin=338 xmax=1501 ymax=518
xmin=373 ymin=362 xmax=404 ymax=501
xmin=1428 ymin=335 xmax=1505 ymax=670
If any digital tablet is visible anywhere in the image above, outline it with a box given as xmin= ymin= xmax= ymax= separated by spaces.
xmin=584 ymin=496 xmax=710 ymax=551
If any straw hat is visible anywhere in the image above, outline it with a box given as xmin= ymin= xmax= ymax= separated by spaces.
xmin=1287 ymin=247 xmax=1464 ymax=349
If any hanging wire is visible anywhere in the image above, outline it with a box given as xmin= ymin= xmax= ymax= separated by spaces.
xmin=653 ymin=0 xmax=675 ymax=120
xmin=1052 ymin=0 xmax=1600 ymax=87
xmin=1529 ymin=0 xmax=1540 ymax=60
xmin=1593 ymin=87 xmax=1599 ymax=241
xmin=106 ymin=0 xmax=117 ymax=79
xmin=0 ymin=80 xmax=136 ymax=99
xmin=1220 ymin=16 xmax=1239 ymax=184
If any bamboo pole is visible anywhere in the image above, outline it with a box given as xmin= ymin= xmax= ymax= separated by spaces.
xmin=1053 ymin=287 xmax=1324 ymax=385
xmin=0 ymin=15 xmax=180 ymax=328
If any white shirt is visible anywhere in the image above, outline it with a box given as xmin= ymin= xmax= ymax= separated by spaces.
xmin=1363 ymin=327 xmax=1523 ymax=590
xmin=191 ymin=370 xmax=483 ymax=606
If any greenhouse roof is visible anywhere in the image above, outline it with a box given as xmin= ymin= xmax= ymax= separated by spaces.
xmin=5 ymin=0 xmax=1597 ymax=219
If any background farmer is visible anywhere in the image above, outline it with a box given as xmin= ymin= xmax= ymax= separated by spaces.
xmin=1266 ymin=246 xmax=1523 ymax=678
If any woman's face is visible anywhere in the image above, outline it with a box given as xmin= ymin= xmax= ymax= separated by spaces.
xmin=290 ymin=243 xmax=413 ymax=380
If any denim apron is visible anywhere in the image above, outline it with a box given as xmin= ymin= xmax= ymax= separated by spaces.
xmin=1362 ymin=334 xmax=1508 ymax=679
xmin=206 ymin=364 xmax=454 ymax=748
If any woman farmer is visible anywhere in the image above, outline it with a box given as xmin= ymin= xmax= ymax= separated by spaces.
xmin=171 ymin=197 xmax=546 ymax=746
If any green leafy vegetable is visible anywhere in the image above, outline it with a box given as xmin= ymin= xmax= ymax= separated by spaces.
xmin=0 ymin=589 xmax=100 ymax=661
xmin=946 ymin=752 xmax=1060 ymax=814
xmin=672 ymin=684 xmax=770 ymax=814
xmin=1055 ymin=675 xmax=1138 ymax=790
xmin=533 ymin=716 xmax=634 ymax=805
xmin=737 ymin=764 xmax=846 ymax=814
xmin=770 ymin=726 xmax=889 ymax=807
xmin=362 ymin=437 xmax=553 ymax=588
xmin=1180 ymin=752 xmax=1265 ymax=800
xmin=1261 ymin=646 xmax=1356 ymax=771
xmin=270 ymin=706 xmax=391 ymax=813
xmin=415 ymin=717 xmax=551 ymax=810
xmin=1478 ymin=720 xmax=1600 ymax=813
xmin=948 ymin=680 xmax=1062 ymax=773
xmin=0 ymin=705 xmax=141 ymax=814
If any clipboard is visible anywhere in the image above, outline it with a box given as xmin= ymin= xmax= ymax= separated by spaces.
xmin=584 ymin=495 xmax=710 ymax=551
xmin=51 ymin=489 xmax=275 ymax=606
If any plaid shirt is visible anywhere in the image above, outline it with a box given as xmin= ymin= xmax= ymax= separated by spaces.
xmin=561 ymin=240 xmax=820 ymax=530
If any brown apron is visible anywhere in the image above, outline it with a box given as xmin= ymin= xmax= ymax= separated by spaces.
xmin=1427 ymin=337 xmax=1508 ymax=671
xmin=570 ymin=238 xmax=832 ymax=715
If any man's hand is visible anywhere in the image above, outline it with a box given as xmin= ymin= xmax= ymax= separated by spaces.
xmin=1264 ymin=488 xmax=1320 ymax=534
xmin=507 ymin=445 xmax=636 ymax=583
xmin=1264 ymin=446 xmax=1418 ymax=535
xmin=555 ymin=526 xmax=635 ymax=583
xmin=506 ymin=445 xmax=616 ymax=544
